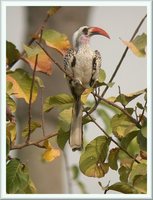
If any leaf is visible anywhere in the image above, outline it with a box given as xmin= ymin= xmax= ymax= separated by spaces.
xmin=115 ymin=89 xmax=146 ymax=106
xmin=42 ymin=148 xmax=60 ymax=162
xmin=47 ymin=6 xmax=61 ymax=16
xmin=79 ymin=136 xmax=110 ymax=178
xmin=6 ymin=122 xmax=16 ymax=144
xmin=108 ymin=182 xmax=138 ymax=194
xmin=6 ymin=41 xmax=20 ymax=66
xmin=7 ymin=69 xmax=38 ymax=103
xmin=58 ymin=108 xmax=72 ymax=132
xmin=43 ymin=93 xmax=73 ymax=112
xmin=6 ymin=81 xmax=14 ymax=95
xmin=111 ymin=113 xmax=139 ymax=139
xmin=7 ymin=159 xmax=36 ymax=194
xmin=128 ymin=162 xmax=147 ymax=183
xmin=22 ymin=121 xmax=41 ymax=137
xmin=81 ymin=88 xmax=93 ymax=104
xmin=137 ymin=131 xmax=147 ymax=151
xmin=71 ymin=165 xmax=79 ymax=180
xmin=120 ymin=131 xmax=139 ymax=149
xmin=35 ymin=76 xmax=45 ymax=88
xmin=6 ymin=136 xmax=10 ymax=158
xmin=6 ymin=94 xmax=16 ymax=113
xmin=97 ymin=109 xmax=112 ymax=134
xmin=119 ymin=166 xmax=131 ymax=183
xmin=133 ymin=175 xmax=147 ymax=193
xmin=122 ymin=33 xmax=147 ymax=57
xmin=57 ymin=129 xmax=70 ymax=150
xmin=42 ymin=29 xmax=71 ymax=55
xmin=24 ymin=45 xmax=52 ymax=75
xmin=98 ymin=69 xmax=106 ymax=83
xmin=108 ymin=148 xmax=119 ymax=170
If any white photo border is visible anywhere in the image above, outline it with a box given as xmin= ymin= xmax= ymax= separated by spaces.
xmin=0 ymin=0 xmax=152 ymax=199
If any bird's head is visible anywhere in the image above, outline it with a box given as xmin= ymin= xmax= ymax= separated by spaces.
xmin=72 ymin=26 xmax=110 ymax=49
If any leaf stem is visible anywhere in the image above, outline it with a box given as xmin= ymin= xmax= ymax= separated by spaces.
xmin=85 ymin=111 xmax=140 ymax=164
xmin=26 ymin=54 xmax=38 ymax=143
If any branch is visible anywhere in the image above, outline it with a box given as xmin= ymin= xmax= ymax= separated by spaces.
xmin=26 ymin=54 xmax=39 ymax=143
xmin=92 ymin=92 xmax=141 ymax=128
xmin=11 ymin=131 xmax=58 ymax=150
xmin=86 ymin=14 xmax=147 ymax=116
xmin=85 ymin=111 xmax=140 ymax=164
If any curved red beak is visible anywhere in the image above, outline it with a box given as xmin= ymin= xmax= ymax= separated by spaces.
xmin=88 ymin=27 xmax=110 ymax=39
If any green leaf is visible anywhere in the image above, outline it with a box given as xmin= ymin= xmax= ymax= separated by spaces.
xmin=6 ymin=136 xmax=10 ymax=158
xmin=133 ymin=175 xmax=147 ymax=194
xmin=137 ymin=132 xmax=147 ymax=151
xmin=111 ymin=113 xmax=139 ymax=139
xmin=97 ymin=109 xmax=112 ymax=134
xmin=57 ymin=129 xmax=70 ymax=150
xmin=98 ymin=69 xmax=106 ymax=83
xmin=119 ymin=166 xmax=131 ymax=183
xmin=77 ymin=180 xmax=87 ymax=194
xmin=122 ymin=33 xmax=147 ymax=57
xmin=115 ymin=89 xmax=146 ymax=106
xmin=22 ymin=121 xmax=41 ymax=137
xmin=7 ymin=69 xmax=38 ymax=103
xmin=43 ymin=94 xmax=73 ymax=112
xmin=71 ymin=165 xmax=79 ymax=180
xmin=47 ymin=6 xmax=61 ymax=16
xmin=79 ymin=136 xmax=110 ymax=178
xmin=108 ymin=182 xmax=138 ymax=194
xmin=136 ymin=102 xmax=144 ymax=110
xmin=108 ymin=148 xmax=119 ymax=170
xmin=6 ymin=94 xmax=16 ymax=113
xmin=120 ymin=131 xmax=139 ymax=149
xmin=128 ymin=162 xmax=147 ymax=183
xmin=58 ymin=108 xmax=72 ymax=132
xmin=7 ymin=159 xmax=36 ymax=194
xmin=6 ymin=41 xmax=20 ymax=66
xmin=7 ymin=122 xmax=16 ymax=144
xmin=35 ymin=76 xmax=45 ymax=88
xmin=42 ymin=29 xmax=71 ymax=55
xmin=6 ymin=81 xmax=13 ymax=95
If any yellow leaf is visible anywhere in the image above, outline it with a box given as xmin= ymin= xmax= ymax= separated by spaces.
xmin=42 ymin=148 xmax=60 ymax=162
xmin=42 ymin=29 xmax=71 ymax=55
xmin=24 ymin=45 xmax=52 ymax=75
xmin=81 ymin=88 xmax=93 ymax=104
xmin=43 ymin=140 xmax=52 ymax=149
xmin=7 ymin=69 xmax=38 ymax=103
xmin=7 ymin=122 xmax=16 ymax=144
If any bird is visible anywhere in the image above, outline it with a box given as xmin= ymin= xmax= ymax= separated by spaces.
xmin=64 ymin=26 xmax=110 ymax=151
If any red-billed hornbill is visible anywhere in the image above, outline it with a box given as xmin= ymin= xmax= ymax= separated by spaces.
xmin=64 ymin=26 xmax=110 ymax=151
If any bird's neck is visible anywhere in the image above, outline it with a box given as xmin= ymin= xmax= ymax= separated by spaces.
xmin=76 ymin=43 xmax=90 ymax=52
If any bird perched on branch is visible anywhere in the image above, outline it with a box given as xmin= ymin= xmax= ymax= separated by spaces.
xmin=64 ymin=26 xmax=110 ymax=151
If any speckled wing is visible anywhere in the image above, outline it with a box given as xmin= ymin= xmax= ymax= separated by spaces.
xmin=64 ymin=48 xmax=76 ymax=79
xmin=90 ymin=50 xmax=102 ymax=87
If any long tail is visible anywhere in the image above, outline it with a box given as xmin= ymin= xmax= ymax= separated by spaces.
xmin=69 ymin=97 xmax=83 ymax=151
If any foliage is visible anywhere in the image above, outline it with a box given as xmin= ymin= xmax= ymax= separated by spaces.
xmin=5 ymin=7 xmax=147 ymax=195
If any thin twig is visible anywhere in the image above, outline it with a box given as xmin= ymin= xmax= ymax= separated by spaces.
xmin=11 ymin=131 xmax=58 ymax=150
xmin=40 ymin=88 xmax=46 ymax=136
xmin=86 ymin=14 xmax=147 ymax=117
xmin=26 ymin=54 xmax=39 ymax=143
xmin=92 ymin=92 xmax=141 ymax=128
xmin=85 ymin=111 xmax=140 ymax=164
xmin=63 ymin=151 xmax=73 ymax=194
xmin=35 ymin=41 xmax=73 ymax=80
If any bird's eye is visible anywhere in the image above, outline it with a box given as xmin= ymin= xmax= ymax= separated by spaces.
xmin=82 ymin=28 xmax=88 ymax=35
